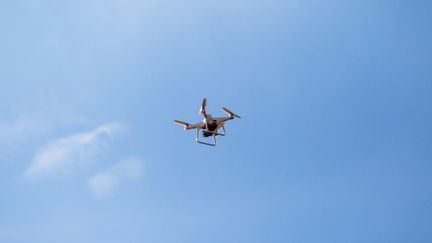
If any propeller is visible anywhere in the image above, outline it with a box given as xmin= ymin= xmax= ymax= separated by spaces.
xmin=199 ymin=98 xmax=207 ymax=115
xmin=174 ymin=120 xmax=190 ymax=130
xmin=222 ymin=107 xmax=241 ymax=118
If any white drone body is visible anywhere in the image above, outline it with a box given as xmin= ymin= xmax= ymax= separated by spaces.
xmin=174 ymin=98 xmax=241 ymax=146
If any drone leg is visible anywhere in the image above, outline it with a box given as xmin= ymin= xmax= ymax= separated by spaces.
xmin=221 ymin=126 xmax=226 ymax=136
xmin=213 ymin=135 xmax=217 ymax=146
xmin=195 ymin=128 xmax=200 ymax=142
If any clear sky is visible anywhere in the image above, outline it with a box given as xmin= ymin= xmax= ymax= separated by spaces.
xmin=1 ymin=0 xmax=432 ymax=242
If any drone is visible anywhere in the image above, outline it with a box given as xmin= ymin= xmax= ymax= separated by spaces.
xmin=174 ymin=98 xmax=241 ymax=146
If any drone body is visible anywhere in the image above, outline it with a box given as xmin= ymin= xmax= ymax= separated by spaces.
xmin=174 ymin=98 xmax=240 ymax=146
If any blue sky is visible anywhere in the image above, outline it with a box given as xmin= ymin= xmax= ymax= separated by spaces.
xmin=1 ymin=0 xmax=432 ymax=242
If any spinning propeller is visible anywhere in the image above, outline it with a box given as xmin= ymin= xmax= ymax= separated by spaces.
xmin=174 ymin=120 xmax=190 ymax=130
xmin=222 ymin=107 xmax=241 ymax=119
xmin=199 ymin=98 xmax=207 ymax=115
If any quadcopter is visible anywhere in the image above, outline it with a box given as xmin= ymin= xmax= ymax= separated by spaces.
xmin=174 ymin=98 xmax=241 ymax=146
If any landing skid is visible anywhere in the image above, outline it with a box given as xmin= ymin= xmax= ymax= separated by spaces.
xmin=197 ymin=140 xmax=216 ymax=146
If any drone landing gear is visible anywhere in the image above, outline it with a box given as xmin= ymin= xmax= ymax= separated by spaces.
xmin=196 ymin=128 xmax=218 ymax=146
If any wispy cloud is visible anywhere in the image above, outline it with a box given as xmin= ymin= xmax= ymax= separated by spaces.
xmin=87 ymin=157 xmax=143 ymax=198
xmin=24 ymin=122 xmax=123 ymax=178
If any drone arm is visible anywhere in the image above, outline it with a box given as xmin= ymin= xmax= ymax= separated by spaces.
xmin=188 ymin=121 xmax=205 ymax=130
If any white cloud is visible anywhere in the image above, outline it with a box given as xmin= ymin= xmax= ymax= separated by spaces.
xmin=87 ymin=157 xmax=143 ymax=198
xmin=24 ymin=122 xmax=123 ymax=178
